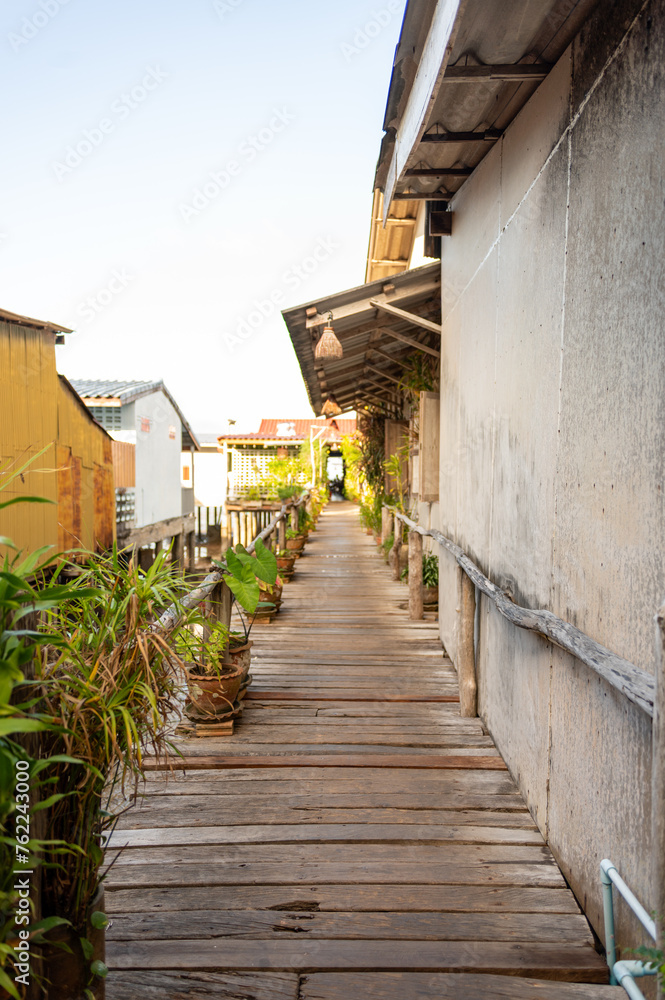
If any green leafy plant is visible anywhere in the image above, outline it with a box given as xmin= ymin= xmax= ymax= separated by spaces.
xmin=37 ymin=546 xmax=187 ymax=943
xmin=172 ymin=618 xmax=230 ymax=676
xmin=422 ymin=553 xmax=439 ymax=587
xmin=0 ymin=460 xmax=103 ymax=998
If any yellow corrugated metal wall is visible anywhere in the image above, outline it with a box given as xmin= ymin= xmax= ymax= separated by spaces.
xmin=0 ymin=322 xmax=58 ymax=555
xmin=56 ymin=381 xmax=115 ymax=552
xmin=0 ymin=320 xmax=115 ymax=558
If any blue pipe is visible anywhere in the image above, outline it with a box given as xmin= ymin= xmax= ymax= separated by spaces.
xmin=614 ymin=960 xmax=656 ymax=1000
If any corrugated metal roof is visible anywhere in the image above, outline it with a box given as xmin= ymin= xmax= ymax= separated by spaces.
xmin=70 ymin=379 xmax=163 ymax=403
xmin=70 ymin=379 xmax=200 ymax=451
xmin=218 ymin=417 xmax=356 ymax=445
xmin=282 ymin=262 xmax=440 ymax=416
xmin=376 ymin=0 xmax=600 ymax=209
xmin=0 ymin=306 xmax=72 ymax=336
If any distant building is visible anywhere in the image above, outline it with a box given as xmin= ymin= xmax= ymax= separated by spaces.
xmin=218 ymin=417 xmax=356 ymax=501
xmin=71 ymin=380 xmax=199 ymax=530
xmin=0 ymin=308 xmax=115 ymax=556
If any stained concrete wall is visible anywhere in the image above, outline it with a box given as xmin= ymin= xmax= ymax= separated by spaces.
xmin=130 ymin=391 xmax=183 ymax=527
xmin=437 ymin=0 xmax=664 ymax=951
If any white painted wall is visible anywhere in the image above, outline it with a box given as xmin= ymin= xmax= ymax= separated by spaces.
xmin=436 ymin=0 xmax=664 ymax=949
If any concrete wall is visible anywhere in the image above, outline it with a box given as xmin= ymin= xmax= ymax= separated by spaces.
xmin=437 ymin=0 xmax=664 ymax=951
xmin=131 ymin=391 xmax=183 ymax=527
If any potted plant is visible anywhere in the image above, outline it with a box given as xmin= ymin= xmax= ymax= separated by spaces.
xmin=172 ymin=619 xmax=244 ymax=719
xmin=276 ymin=549 xmax=297 ymax=580
xmin=422 ymin=552 xmax=439 ymax=607
xmin=285 ymin=527 xmax=306 ymax=555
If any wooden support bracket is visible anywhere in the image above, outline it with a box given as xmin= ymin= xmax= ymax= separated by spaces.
xmin=369 ymin=298 xmax=442 ymax=335
xmin=380 ymin=328 xmax=440 ymax=359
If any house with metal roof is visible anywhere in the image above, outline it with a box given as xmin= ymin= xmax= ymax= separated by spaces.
xmin=283 ymin=0 xmax=665 ymax=965
xmin=0 ymin=309 xmax=115 ymax=556
xmin=217 ymin=417 xmax=356 ymax=501
xmin=72 ymin=379 xmax=200 ymax=531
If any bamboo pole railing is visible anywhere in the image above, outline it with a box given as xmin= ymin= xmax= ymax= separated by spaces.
xmin=153 ymin=491 xmax=311 ymax=635
xmin=385 ymin=505 xmax=655 ymax=719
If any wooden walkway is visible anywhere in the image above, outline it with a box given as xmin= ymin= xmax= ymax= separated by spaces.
xmin=105 ymin=502 xmax=619 ymax=999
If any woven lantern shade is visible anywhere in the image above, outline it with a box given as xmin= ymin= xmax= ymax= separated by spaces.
xmin=321 ymin=394 xmax=342 ymax=417
xmin=314 ymin=312 xmax=343 ymax=359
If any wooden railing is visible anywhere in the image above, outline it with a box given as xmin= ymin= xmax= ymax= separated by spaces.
xmin=154 ymin=492 xmax=310 ymax=636
xmin=384 ymin=505 xmax=665 ymax=970
xmin=384 ymin=505 xmax=655 ymax=719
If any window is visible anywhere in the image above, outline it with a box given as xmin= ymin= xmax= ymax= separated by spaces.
xmin=89 ymin=406 xmax=122 ymax=431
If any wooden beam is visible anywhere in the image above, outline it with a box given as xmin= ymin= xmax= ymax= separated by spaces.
xmin=392 ymin=192 xmax=449 ymax=201
xmin=443 ymin=64 xmax=550 ymax=82
xmin=369 ymin=298 xmax=442 ymax=335
xmin=421 ymin=129 xmax=502 ymax=142
xmin=380 ymin=328 xmax=440 ymax=359
xmin=362 ymin=376 xmax=397 ymax=397
xmin=371 ymin=347 xmax=412 ymax=369
xmin=405 ymin=167 xmax=472 ymax=177
xmin=119 ymin=513 xmax=196 ymax=550
xmin=365 ymin=363 xmax=403 ymax=387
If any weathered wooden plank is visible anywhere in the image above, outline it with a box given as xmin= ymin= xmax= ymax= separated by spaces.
xmin=104 ymin=860 xmax=567 ymax=889
xmin=244 ymin=692 xmax=460 ymax=702
xmin=107 ymin=909 xmax=593 ymax=944
xmin=104 ymin=884 xmax=584 ymax=915
xmin=108 ymin=841 xmax=555 ymax=869
xmin=145 ymin=751 xmax=503 ymax=770
xmin=114 ymin=800 xmax=531 ymax=830
xmin=106 ymin=938 xmax=607 ymax=979
xmin=109 ymin=823 xmax=544 ymax=848
xmin=300 ymin=973 xmax=620 ymax=999
xmin=108 ymin=970 xmax=298 ymax=1000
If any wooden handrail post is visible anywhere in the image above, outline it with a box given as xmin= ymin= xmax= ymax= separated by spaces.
xmin=381 ymin=505 xmax=392 ymax=544
xmin=457 ymin=567 xmax=478 ymax=717
xmin=291 ymin=503 xmax=299 ymax=532
xmin=278 ymin=515 xmax=286 ymax=552
xmin=408 ymin=530 xmax=423 ymax=620
xmin=389 ymin=515 xmax=402 ymax=581
xmin=209 ymin=579 xmax=232 ymax=631
xmin=654 ymin=604 xmax=665 ymax=998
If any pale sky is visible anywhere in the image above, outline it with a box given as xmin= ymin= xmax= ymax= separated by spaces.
xmin=1 ymin=0 xmax=406 ymax=432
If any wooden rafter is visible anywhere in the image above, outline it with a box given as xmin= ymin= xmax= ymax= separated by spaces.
xmin=380 ymin=328 xmax=440 ymax=359
xmin=369 ymin=298 xmax=442 ymax=335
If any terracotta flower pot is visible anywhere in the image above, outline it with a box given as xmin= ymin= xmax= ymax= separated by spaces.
xmin=423 ymin=585 xmax=438 ymax=606
xmin=228 ymin=640 xmax=252 ymax=682
xmin=186 ymin=663 xmax=244 ymax=716
xmin=286 ymin=535 xmax=306 ymax=552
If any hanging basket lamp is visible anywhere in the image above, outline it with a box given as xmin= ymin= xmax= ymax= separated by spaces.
xmin=321 ymin=394 xmax=342 ymax=417
xmin=314 ymin=312 xmax=343 ymax=359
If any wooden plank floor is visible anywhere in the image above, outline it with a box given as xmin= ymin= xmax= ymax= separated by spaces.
xmin=105 ymin=502 xmax=618 ymax=999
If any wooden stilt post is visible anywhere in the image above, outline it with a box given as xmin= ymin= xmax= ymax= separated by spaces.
xmin=381 ymin=505 xmax=392 ymax=545
xmin=653 ymin=604 xmax=665 ymax=999
xmin=389 ymin=515 xmax=401 ymax=581
xmin=209 ymin=579 xmax=233 ymax=654
xmin=408 ymin=530 xmax=423 ymax=620
xmin=171 ymin=532 xmax=183 ymax=571
xmin=457 ymin=567 xmax=478 ymax=717
xmin=187 ymin=531 xmax=195 ymax=572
